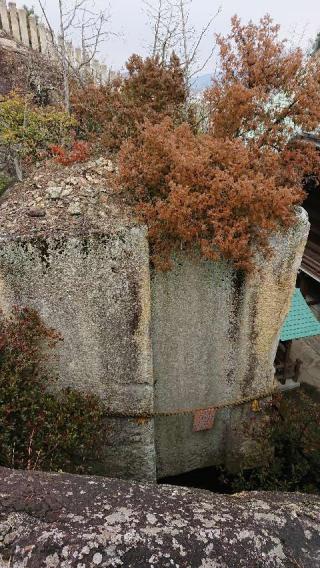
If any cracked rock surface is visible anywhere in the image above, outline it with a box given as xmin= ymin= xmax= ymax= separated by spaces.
xmin=0 ymin=467 xmax=319 ymax=567
xmin=0 ymin=158 xmax=136 ymax=241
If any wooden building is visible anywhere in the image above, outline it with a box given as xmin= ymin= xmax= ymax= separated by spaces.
xmin=299 ymin=134 xmax=320 ymax=288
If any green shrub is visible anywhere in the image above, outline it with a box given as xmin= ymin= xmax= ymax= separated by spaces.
xmin=0 ymin=307 xmax=105 ymax=474
xmin=229 ymin=390 xmax=320 ymax=494
xmin=0 ymin=92 xmax=75 ymax=169
xmin=0 ymin=173 xmax=11 ymax=197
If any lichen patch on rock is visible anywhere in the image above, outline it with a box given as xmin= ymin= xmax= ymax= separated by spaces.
xmin=0 ymin=468 xmax=319 ymax=567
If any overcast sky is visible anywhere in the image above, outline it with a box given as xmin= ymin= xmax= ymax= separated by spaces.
xmin=33 ymin=0 xmax=320 ymax=73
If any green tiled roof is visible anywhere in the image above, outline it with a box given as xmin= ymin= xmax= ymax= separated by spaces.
xmin=280 ymin=289 xmax=320 ymax=342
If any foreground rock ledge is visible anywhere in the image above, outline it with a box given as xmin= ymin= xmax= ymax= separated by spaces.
xmin=0 ymin=468 xmax=319 ymax=567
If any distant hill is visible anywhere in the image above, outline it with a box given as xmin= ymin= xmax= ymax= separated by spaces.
xmin=192 ymin=74 xmax=212 ymax=93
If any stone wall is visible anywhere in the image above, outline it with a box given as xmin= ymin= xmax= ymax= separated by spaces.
xmin=0 ymin=467 xmax=319 ymax=567
xmin=152 ymin=207 xmax=310 ymax=477
xmin=0 ymin=0 xmax=109 ymax=82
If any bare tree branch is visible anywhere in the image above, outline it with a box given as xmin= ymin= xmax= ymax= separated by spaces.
xmin=188 ymin=6 xmax=222 ymax=69
xmin=63 ymin=0 xmax=87 ymax=31
xmin=37 ymin=0 xmax=55 ymax=43
xmin=37 ymin=0 xmax=111 ymax=111
xmin=145 ymin=0 xmax=221 ymax=86
xmin=152 ymin=0 xmax=163 ymax=56
xmin=178 ymin=0 xmax=189 ymax=74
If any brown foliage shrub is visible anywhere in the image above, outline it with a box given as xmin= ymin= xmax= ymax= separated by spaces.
xmin=72 ymin=53 xmax=189 ymax=152
xmin=118 ymin=16 xmax=320 ymax=270
xmin=206 ymin=15 xmax=320 ymax=149
xmin=118 ymin=118 xmax=303 ymax=270
xmin=205 ymin=15 xmax=320 ymax=187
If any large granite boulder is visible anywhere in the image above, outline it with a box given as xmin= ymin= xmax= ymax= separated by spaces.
xmin=0 ymin=467 xmax=319 ymax=567
xmin=0 ymin=158 xmax=310 ymax=481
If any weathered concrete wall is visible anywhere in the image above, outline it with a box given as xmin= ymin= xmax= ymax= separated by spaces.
xmin=0 ymin=231 xmax=156 ymax=481
xmin=1 ymin=467 xmax=320 ymax=568
xmin=152 ymin=207 xmax=310 ymax=478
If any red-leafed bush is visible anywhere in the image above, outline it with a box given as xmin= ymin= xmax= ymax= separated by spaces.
xmin=0 ymin=307 xmax=105 ymax=474
xmin=51 ymin=140 xmax=90 ymax=165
